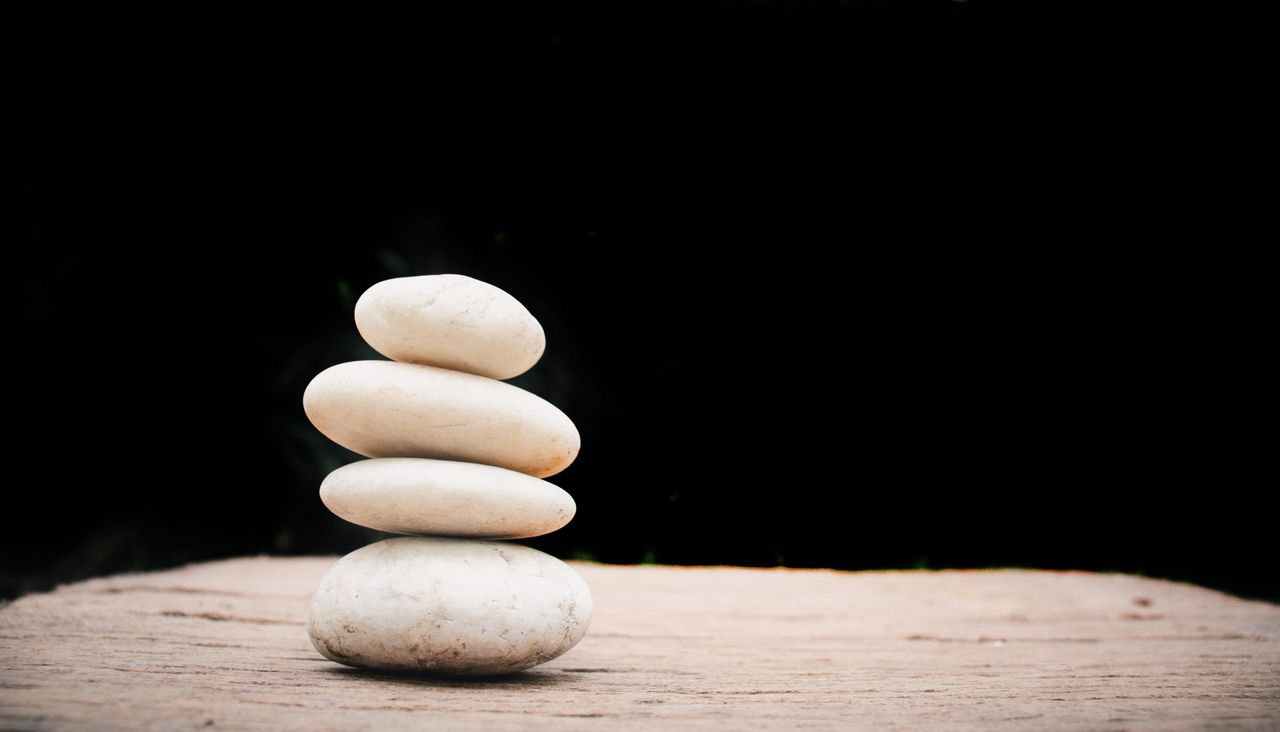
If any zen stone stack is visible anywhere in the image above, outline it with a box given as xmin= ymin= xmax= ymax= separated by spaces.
xmin=302 ymin=274 xmax=591 ymax=675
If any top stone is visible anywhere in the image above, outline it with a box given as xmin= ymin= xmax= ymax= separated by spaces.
xmin=355 ymin=274 xmax=546 ymax=380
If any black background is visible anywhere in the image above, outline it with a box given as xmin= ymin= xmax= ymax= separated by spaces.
xmin=5 ymin=1 xmax=1275 ymax=601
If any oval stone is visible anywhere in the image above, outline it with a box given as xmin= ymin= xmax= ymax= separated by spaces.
xmin=308 ymin=537 xmax=592 ymax=675
xmin=320 ymin=458 xmax=575 ymax=538
xmin=303 ymin=360 xmax=579 ymax=477
xmin=355 ymin=274 xmax=546 ymax=380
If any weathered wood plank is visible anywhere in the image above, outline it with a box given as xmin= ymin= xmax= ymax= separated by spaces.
xmin=2 ymin=558 xmax=1277 ymax=730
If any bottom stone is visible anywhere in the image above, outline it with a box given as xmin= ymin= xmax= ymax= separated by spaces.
xmin=308 ymin=537 xmax=592 ymax=675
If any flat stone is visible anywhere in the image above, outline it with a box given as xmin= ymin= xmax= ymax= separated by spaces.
xmin=355 ymin=274 xmax=545 ymax=380
xmin=303 ymin=360 xmax=579 ymax=477
xmin=308 ymin=537 xmax=592 ymax=675
xmin=320 ymin=458 xmax=575 ymax=538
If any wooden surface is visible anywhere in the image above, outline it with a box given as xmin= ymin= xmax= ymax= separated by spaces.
xmin=2 ymin=558 xmax=1278 ymax=730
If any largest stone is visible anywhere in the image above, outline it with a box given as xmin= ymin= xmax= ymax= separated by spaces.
xmin=308 ymin=537 xmax=592 ymax=675
xmin=303 ymin=360 xmax=579 ymax=478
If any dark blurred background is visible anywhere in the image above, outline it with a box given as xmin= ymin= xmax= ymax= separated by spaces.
xmin=4 ymin=1 xmax=1275 ymax=601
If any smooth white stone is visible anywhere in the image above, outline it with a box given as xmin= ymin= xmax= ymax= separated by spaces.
xmin=308 ymin=537 xmax=592 ymax=675
xmin=320 ymin=458 xmax=575 ymax=538
xmin=303 ymin=360 xmax=579 ymax=478
xmin=355 ymin=274 xmax=546 ymax=380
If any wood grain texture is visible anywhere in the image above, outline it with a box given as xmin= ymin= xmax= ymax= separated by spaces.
xmin=2 ymin=558 xmax=1277 ymax=730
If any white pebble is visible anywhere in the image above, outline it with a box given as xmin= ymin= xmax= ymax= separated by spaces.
xmin=308 ymin=537 xmax=592 ymax=675
xmin=355 ymin=274 xmax=545 ymax=380
xmin=321 ymin=458 xmax=575 ymax=538
xmin=303 ymin=360 xmax=579 ymax=478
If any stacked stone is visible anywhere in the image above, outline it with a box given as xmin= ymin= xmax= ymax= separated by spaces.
xmin=302 ymin=275 xmax=591 ymax=675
